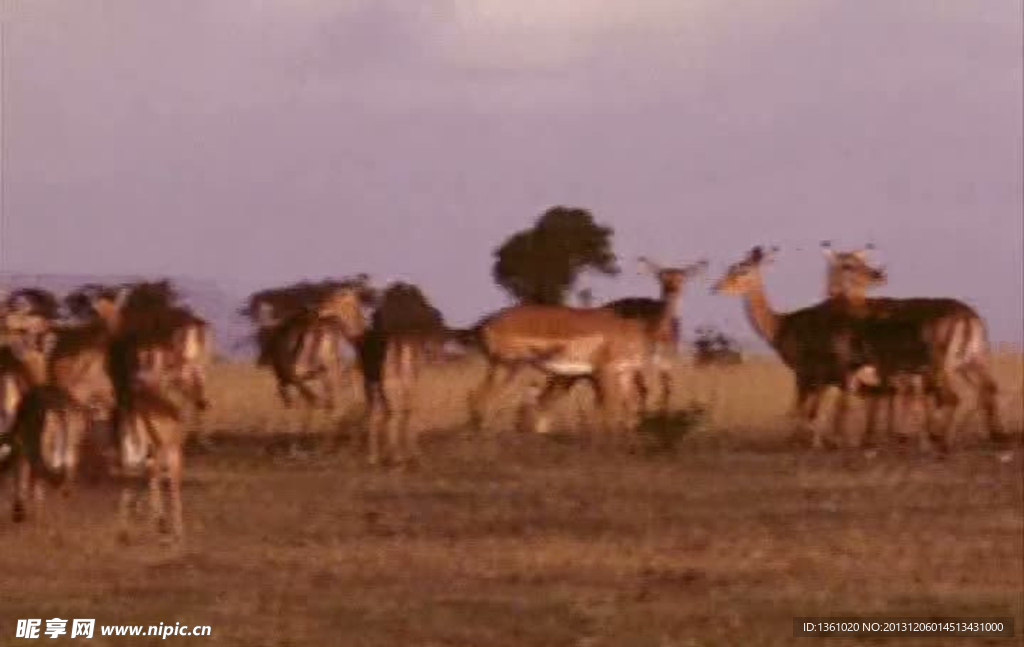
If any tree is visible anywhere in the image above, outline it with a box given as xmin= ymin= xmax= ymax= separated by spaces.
xmin=492 ymin=206 xmax=619 ymax=305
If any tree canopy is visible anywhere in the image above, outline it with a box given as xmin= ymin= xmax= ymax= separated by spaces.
xmin=492 ymin=206 xmax=619 ymax=305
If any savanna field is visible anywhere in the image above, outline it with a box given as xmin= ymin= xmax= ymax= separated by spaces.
xmin=1 ymin=353 xmax=1021 ymax=646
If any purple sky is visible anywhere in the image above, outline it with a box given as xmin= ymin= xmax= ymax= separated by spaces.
xmin=2 ymin=1 xmax=1022 ymax=343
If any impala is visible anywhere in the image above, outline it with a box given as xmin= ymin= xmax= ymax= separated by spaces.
xmin=117 ymin=382 xmax=187 ymax=542
xmin=464 ymin=300 xmax=656 ymax=441
xmin=712 ymin=246 xmax=880 ymax=448
xmin=821 ymin=243 xmax=1006 ymax=451
xmin=522 ymin=257 xmax=707 ymax=433
xmin=0 ymin=341 xmax=108 ymax=524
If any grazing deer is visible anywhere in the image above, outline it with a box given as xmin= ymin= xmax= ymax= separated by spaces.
xmin=524 ymin=258 xmax=707 ymax=432
xmin=712 ymin=246 xmax=878 ymax=448
xmin=117 ymin=383 xmax=186 ymax=542
xmin=463 ymin=302 xmax=656 ymax=441
xmin=821 ymin=243 xmax=1007 ymax=451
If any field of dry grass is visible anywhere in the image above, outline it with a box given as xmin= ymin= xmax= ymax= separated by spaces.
xmin=1 ymin=353 xmax=1021 ymax=646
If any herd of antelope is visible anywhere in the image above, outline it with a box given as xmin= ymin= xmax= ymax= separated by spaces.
xmin=0 ymin=243 xmax=1013 ymax=542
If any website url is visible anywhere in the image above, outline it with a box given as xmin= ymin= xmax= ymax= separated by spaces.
xmin=16 ymin=619 xmax=212 ymax=639
xmin=101 ymin=624 xmax=212 ymax=638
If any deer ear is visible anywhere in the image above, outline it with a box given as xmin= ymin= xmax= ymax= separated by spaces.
xmin=748 ymin=247 xmax=764 ymax=263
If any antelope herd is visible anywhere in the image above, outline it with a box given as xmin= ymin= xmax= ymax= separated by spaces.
xmin=0 ymin=243 xmax=1014 ymax=542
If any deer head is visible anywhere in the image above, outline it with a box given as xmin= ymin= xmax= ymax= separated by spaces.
xmin=318 ymin=286 xmax=367 ymax=340
xmin=712 ymin=246 xmax=779 ymax=295
xmin=821 ymin=241 xmax=887 ymax=298
xmin=638 ymin=256 xmax=710 ymax=296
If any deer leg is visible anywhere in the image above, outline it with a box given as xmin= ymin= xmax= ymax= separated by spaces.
xmin=395 ymin=388 xmax=415 ymax=467
xmin=796 ymin=388 xmax=821 ymax=448
xmin=862 ymin=391 xmax=884 ymax=449
xmin=520 ymin=377 xmax=572 ymax=435
xmin=164 ymin=446 xmax=184 ymax=541
xmin=808 ymin=386 xmax=840 ymax=450
xmin=469 ymin=364 xmax=518 ymax=432
xmin=656 ymin=362 xmax=673 ymax=416
xmin=929 ymin=373 xmax=962 ymax=453
xmin=961 ymin=362 xmax=1007 ymax=443
xmin=366 ymin=387 xmax=386 ymax=467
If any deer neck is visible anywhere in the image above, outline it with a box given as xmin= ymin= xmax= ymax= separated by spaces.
xmin=741 ymin=277 xmax=780 ymax=344
xmin=658 ymin=285 xmax=683 ymax=325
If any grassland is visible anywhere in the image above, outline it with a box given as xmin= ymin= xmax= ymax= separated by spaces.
xmin=0 ymin=353 xmax=1021 ymax=646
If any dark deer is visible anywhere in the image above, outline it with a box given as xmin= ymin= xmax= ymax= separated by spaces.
xmin=822 ymin=243 xmax=1007 ymax=451
xmin=712 ymin=246 xmax=880 ymax=448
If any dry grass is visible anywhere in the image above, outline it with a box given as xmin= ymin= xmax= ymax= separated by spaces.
xmin=0 ymin=354 xmax=1021 ymax=646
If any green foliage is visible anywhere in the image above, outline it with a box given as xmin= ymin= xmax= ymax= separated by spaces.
xmin=492 ymin=206 xmax=619 ymax=305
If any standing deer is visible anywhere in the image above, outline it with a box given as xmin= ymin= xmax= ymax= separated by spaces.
xmin=356 ymin=282 xmax=446 ymax=466
xmin=522 ymin=258 xmax=707 ymax=432
xmin=821 ymin=243 xmax=1007 ymax=451
xmin=0 ymin=340 xmax=111 ymax=524
xmin=463 ymin=301 xmax=656 ymax=442
xmin=116 ymin=382 xmax=187 ymax=542
xmin=712 ymin=246 xmax=881 ymax=448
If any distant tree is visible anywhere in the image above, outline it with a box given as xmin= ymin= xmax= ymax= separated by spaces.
xmin=492 ymin=206 xmax=619 ymax=305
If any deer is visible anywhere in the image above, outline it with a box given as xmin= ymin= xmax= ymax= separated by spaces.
xmin=0 ymin=338 xmax=112 ymax=524
xmin=462 ymin=300 xmax=657 ymax=442
xmin=354 ymin=282 xmax=449 ymax=466
xmin=520 ymin=258 xmax=707 ymax=433
xmin=251 ymin=286 xmax=369 ymax=438
xmin=821 ymin=243 xmax=1007 ymax=452
xmin=116 ymin=382 xmax=187 ymax=542
xmin=67 ymin=281 xmax=212 ymax=422
xmin=2 ymin=288 xmax=60 ymax=351
xmin=712 ymin=246 xmax=884 ymax=448
xmin=246 ymin=277 xmax=374 ymax=433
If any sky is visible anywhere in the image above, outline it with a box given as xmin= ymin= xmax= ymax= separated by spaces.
xmin=1 ymin=0 xmax=1022 ymax=344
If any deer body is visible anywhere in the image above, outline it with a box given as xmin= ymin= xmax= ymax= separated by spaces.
xmin=117 ymin=384 xmax=186 ymax=541
xmin=713 ymin=247 xmax=873 ymax=447
xmin=823 ymin=245 xmax=1005 ymax=450
xmin=467 ymin=304 xmax=654 ymax=438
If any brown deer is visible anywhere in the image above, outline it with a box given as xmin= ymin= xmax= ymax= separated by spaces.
xmin=822 ymin=243 xmax=1007 ymax=451
xmin=0 ymin=341 xmax=110 ymax=524
xmin=521 ymin=258 xmax=707 ymax=433
xmin=355 ymin=282 xmax=446 ymax=466
xmin=2 ymin=288 xmax=60 ymax=351
xmin=463 ymin=302 xmax=656 ymax=442
xmin=68 ymin=281 xmax=212 ymax=420
xmin=251 ymin=284 xmax=369 ymax=436
xmin=712 ymin=246 xmax=880 ymax=448
xmin=116 ymin=383 xmax=186 ymax=542
xmin=246 ymin=278 xmax=373 ymax=432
